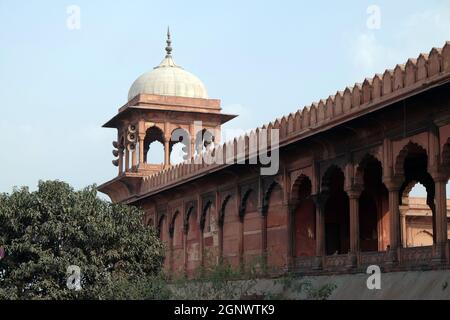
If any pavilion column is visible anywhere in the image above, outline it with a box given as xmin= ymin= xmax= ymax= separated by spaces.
xmin=312 ymin=193 xmax=327 ymax=269
xmin=399 ymin=205 xmax=408 ymax=248
xmin=432 ymin=175 xmax=448 ymax=264
xmin=348 ymin=191 xmax=361 ymax=253
xmin=138 ymin=134 xmax=145 ymax=166
xmin=347 ymin=189 xmax=362 ymax=267
xmin=384 ymin=180 xmax=401 ymax=264
xmin=164 ymin=138 xmax=170 ymax=168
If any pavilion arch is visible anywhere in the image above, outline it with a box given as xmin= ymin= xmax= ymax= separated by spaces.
xmin=144 ymin=126 xmax=165 ymax=164
xmin=355 ymin=154 xmax=389 ymax=252
xmin=321 ymin=165 xmax=350 ymax=255
xmin=291 ymin=174 xmax=316 ymax=257
xmin=170 ymin=127 xmax=191 ymax=164
xmin=396 ymin=141 xmax=437 ymax=248
xmin=394 ymin=141 xmax=428 ymax=177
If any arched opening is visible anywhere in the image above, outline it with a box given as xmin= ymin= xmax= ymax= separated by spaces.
xmin=219 ymin=195 xmax=239 ymax=267
xmin=291 ymin=175 xmax=316 ymax=257
xmin=185 ymin=207 xmax=200 ymax=276
xmin=170 ymin=128 xmax=190 ymax=165
xmin=144 ymin=126 xmax=165 ymax=164
xmin=397 ymin=142 xmax=435 ymax=248
xmin=241 ymin=189 xmax=261 ymax=267
xmin=401 ymin=182 xmax=435 ymax=247
xmin=170 ymin=211 xmax=184 ymax=275
xmin=322 ymin=166 xmax=350 ymax=255
xmin=201 ymin=201 xmax=218 ymax=267
xmin=356 ymin=155 xmax=389 ymax=252
xmin=195 ymin=129 xmax=215 ymax=155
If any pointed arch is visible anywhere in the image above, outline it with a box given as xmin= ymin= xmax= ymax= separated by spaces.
xmin=356 ymin=154 xmax=389 ymax=251
xmin=144 ymin=126 xmax=165 ymax=164
xmin=321 ymin=165 xmax=349 ymax=255
xmin=291 ymin=174 xmax=316 ymax=258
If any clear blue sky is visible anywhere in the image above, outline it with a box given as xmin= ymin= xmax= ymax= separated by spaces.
xmin=0 ymin=0 xmax=449 ymax=197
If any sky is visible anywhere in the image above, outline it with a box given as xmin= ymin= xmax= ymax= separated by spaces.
xmin=0 ymin=0 xmax=449 ymax=197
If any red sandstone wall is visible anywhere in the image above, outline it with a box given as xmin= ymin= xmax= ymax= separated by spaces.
xmin=222 ymin=196 xmax=240 ymax=267
xmin=266 ymin=185 xmax=288 ymax=268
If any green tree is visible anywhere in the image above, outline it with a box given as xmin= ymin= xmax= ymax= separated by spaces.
xmin=0 ymin=180 xmax=164 ymax=300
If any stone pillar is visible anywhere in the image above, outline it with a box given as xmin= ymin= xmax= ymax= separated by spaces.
xmin=384 ymin=181 xmax=401 ymax=264
xmin=347 ymin=189 xmax=361 ymax=267
xmin=138 ymin=134 xmax=145 ymax=166
xmin=312 ymin=193 xmax=327 ymax=269
xmin=399 ymin=205 xmax=408 ymax=248
xmin=348 ymin=191 xmax=360 ymax=253
xmin=432 ymin=176 xmax=448 ymax=264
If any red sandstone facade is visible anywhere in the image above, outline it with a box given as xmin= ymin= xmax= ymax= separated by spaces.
xmin=100 ymin=41 xmax=450 ymax=276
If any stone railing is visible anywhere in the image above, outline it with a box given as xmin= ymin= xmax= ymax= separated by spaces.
xmin=137 ymin=42 xmax=450 ymax=198
xmin=401 ymin=246 xmax=433 ymax=266
xmin=324 ymin=254 xmax=348 ymax=269
xmin=359 ymin=251 xmax=387 ymax=267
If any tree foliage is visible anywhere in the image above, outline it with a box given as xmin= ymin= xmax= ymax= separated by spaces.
xmin=0 ymin=180 xmax=164 ymax=299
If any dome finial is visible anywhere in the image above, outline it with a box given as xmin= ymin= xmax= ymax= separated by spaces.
xmin=165 ymin=26 xmax=172 ymax=57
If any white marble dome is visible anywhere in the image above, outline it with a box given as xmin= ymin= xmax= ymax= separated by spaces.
xmin=128 ymin=54 xmax=208 ymax=101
